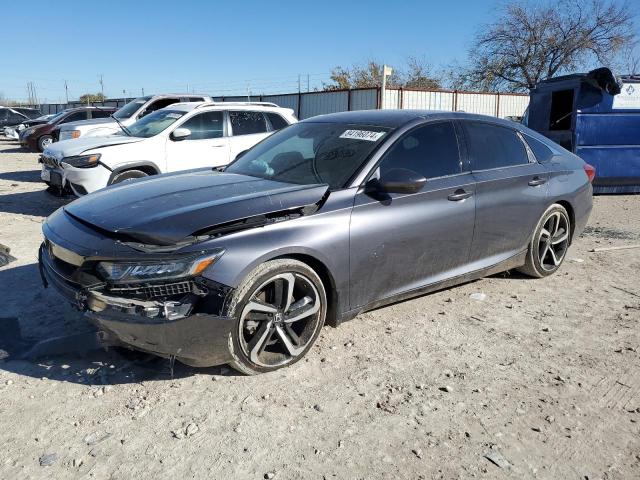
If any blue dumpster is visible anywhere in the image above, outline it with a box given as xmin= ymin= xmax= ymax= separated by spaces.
xmin=525 ymin=68 xmax=640 ymax=193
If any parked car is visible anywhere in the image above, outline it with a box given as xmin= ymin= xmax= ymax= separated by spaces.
xmin=0 ymin=106 xmax=42 ymax=130
xmin=57 ymin=93 xmax=212 ymax=141
xmin=40 ymin=102 xmax=296 ymax=196
xmin=3 ymin=114 xmax=55 ymax=140
xmin=525 ymin=67 xmax=640 ymax=193
xmin=39 ymin=110 xmax=594 ymax=374
xmin=21 ymin=106 xmax=116 ymax=151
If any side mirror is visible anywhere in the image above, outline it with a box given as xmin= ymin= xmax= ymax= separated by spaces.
xmin=171 ymin=128 xmax=191 ymax=141
xmin=369 ymin=168 xmax=426 ymax=194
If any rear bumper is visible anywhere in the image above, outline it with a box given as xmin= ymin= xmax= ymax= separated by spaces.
xmin=39 ymin=242 xmax=235 ymax=367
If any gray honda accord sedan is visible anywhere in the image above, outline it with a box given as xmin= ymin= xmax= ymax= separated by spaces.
xmin=39 ymin=110 xmax=594 ymax=374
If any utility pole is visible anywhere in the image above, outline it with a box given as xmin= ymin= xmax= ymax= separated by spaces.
xmin=142 ymin=87 xmax=145 ymax=96
xmin=380 ymin=65 xmax=393 ymax=110
xmin=247 ymin=83 xmax=251 ymax=101
xmin=64 ymin=80 xmax=69 ymax=104
xmin=99 ymin=74 xmax=104 ymax=100
xmin=307 ymin=74 xmax=310 ymax=92
xmin=298 ymin=74 xmax=301 ymax=94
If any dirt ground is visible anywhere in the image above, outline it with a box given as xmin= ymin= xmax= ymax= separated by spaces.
xmin=0 ymin=138 xmax=639 ymax=480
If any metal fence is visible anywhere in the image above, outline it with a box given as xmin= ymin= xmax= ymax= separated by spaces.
xmin=31 ymin=87 xmax=529 ymax=119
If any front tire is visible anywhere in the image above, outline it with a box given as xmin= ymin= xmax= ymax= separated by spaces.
xmin=37 ymin=135 xmax=53 ymax=152
xmin=518 ymin=204 xmax=571 ymax=278
xmin=225 ymin=259 xmax=327 ymax=375
xmin=109 ymin=169 xmax=148 ymax=185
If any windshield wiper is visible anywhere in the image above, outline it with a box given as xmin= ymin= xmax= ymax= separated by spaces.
xmin=110 ymin=113 xmax=133 ymax=136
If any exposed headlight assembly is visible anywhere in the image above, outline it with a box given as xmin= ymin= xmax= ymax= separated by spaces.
xmin=61 ymin=153 xmax=101 ymax=168
xmin=96 ymin=250 xmax=224 ymax=283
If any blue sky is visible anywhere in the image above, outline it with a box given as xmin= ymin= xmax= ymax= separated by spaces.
xmin=3 ymin=0 xmax=498 ymax=102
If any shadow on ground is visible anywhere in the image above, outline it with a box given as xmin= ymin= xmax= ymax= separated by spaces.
xmin=0 ymin=263 xmax=236 ymax=386
xmin=0 ymin=188 xmax=70 ymax=216
xmin=0 ymin=146 xmax=31 ymax=153
xmin=0 ymin=169 xmax=43 ymax=183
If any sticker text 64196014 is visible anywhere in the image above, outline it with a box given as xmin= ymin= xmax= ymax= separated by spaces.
xmin=339 ymin=130 xmax=386 ymax=141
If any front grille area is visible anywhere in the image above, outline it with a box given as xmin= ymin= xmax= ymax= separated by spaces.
xmin=41 ymin=154 xmax=58 ymax=168
xmin=108 ymin=281 xmax=193 ymax=299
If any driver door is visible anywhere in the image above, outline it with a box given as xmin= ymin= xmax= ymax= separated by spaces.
xmin=349 ymin=121 xmax=476 ymax=309
xmin=165 ymin=111 xmax=230 ymax=172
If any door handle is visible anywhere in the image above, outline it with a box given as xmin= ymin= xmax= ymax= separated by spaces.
xmin=447 ymin=189 xmax=472 ymax=201
xmin=211 ymin=145 xmax=224 ymax=148
xmin=528 ymin=176 xmax=547 ymax=186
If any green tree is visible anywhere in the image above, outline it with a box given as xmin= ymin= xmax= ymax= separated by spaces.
xmin=79 ymin=92 xmax=107 ymax=103
xmin=324 ymin=58 xmax=440 ymax=90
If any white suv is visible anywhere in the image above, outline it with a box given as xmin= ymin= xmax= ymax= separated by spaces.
xmin=58 ymin=93 xmax=212 ymax=141
xmin=41 ymin=102 xmax=297 ymax=196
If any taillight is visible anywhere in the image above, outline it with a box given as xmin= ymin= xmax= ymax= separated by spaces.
xmin=583 ymin=163 xmax=596 ymax=183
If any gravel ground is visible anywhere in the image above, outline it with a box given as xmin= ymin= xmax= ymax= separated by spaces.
xmin=0 ymin=138 xmax=639 ymax=480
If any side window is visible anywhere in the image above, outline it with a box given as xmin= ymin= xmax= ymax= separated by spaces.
xmin=90 ymin=109 xmax=113 ymax=119
xmin=463 ymin=122 xmax=529 ymax=170
xmin=8 ymin=111 xmax=26 ymax=123
xmin=185 ymin=97 xmax=206 ymax=102
xmin=61 ymin=111 xmax=88 ymax=124
xmin=141 ymin=98 xmax=180 ymax=117
xmin=0 ymin=109 xmax=8 ymax=121
xmin=379 ymin=121 xmax=462 ymax=179
xmin=266 ymin=112 xmax=289 ymax=131
xmin=523 ymin=134 xmax=554 ymax=163
xmin=229 ymin=111 xmax=268 ymax=136
xmin=178 ymin=111 xmax=224 ymax=140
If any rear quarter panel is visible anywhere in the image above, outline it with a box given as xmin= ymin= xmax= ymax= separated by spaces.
xmin=543 ymin=153 xmax=593 ymax=238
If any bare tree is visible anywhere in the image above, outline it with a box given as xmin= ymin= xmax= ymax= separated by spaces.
xmin=459 ymin=0 xmax=636 ymax=91
xmin=324 ymin=58 xmax=440 ymax=90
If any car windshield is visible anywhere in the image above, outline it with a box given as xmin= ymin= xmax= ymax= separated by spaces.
xmin=126 ymin=109 xmax=186 ymax=138
xmin=113 ymin=97 xmax=150 ymax=119
xmin=225 ymin=122 xmax=391 ymax=189
xmin=46 ymin=110 xmax=71 ymax=124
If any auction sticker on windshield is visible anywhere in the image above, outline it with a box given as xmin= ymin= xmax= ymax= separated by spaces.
xmin=339 ymin=129 xmax=385 ymax=141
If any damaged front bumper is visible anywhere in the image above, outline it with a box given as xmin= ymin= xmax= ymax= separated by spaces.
xmin=38 ymin=242 xmax=235 ymax=367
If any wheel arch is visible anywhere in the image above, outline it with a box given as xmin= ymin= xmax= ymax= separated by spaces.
xmin=107 ymin=162 xmax=160 ymax=184
xmin=554 ymin=199 xmax=576 ymax=243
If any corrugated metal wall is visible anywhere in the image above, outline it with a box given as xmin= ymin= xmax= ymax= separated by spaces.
xmin=401 ymin=90 xmax=455 ymax=111
xmin=29 ymin=89 xmax=529 ymax=120
xmin=498 ymin=94 xmax=530 ymax=118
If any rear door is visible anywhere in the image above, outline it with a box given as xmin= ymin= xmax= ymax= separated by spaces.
xmin=349 ymin=120 xmax=476 ymax=308
xmin=461 ymin=120 xmax=549 ymax=266
xmin=165 ymin=110 xmax=229 ymax=171
xmin=228 ymin=110 xmax=271 ymax=160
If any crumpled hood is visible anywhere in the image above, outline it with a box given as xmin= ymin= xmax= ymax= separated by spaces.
xmin=44 ymin=134 xmax=145 ymax=158
xmin=63 ymin=170 xmax=329 ymax=245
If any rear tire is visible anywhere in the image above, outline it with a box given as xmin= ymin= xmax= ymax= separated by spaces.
xmin=225 ymin=259 xmax=327 ymax=375
xmin=518 ymin=204 xmax=571 ymax=278
xmin=37 ymin=135 xmax=53 ymax=152
xmin=109 ymin=169 xmax=148 ymax=185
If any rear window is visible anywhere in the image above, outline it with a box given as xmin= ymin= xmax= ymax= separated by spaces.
xmin=463 ymin=122 xmax=529 ymax=170
xmin=266 ymin=112 xmax=289 ymax=131
xmin=91 ymin=109 xmax=113 ymax=119
xmin=229 ymin=111 xmax=268 ymax=135
xmin=523 ymin=134 xmax=554 ymax=163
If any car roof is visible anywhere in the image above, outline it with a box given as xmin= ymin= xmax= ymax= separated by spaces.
xmin=165 ymin=101 xmax=290 ymax=113
xmin=299 ymin=109 xmax=522 ymax=129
